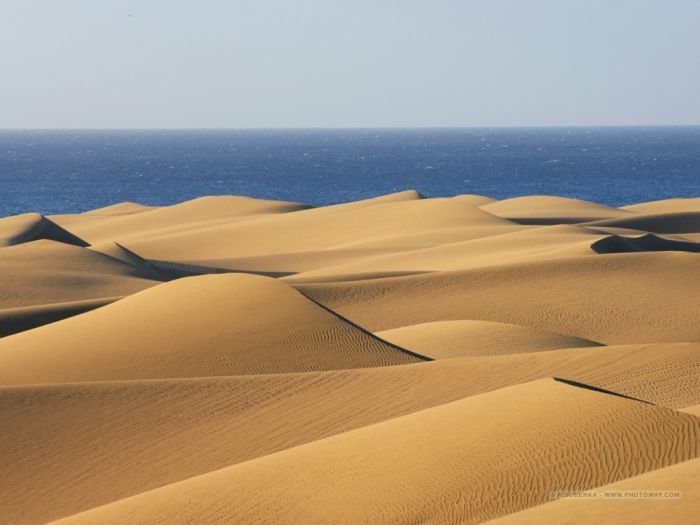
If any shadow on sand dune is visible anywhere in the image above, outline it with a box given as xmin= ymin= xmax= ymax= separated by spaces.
xmin=591 ymin=233 xmax=700 ymax=254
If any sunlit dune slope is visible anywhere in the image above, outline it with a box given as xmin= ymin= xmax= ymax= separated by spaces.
xmin=285 ymin=224 xmax=604 ymax=282
xmin=486 ymin=457 xmax=700 ymax=525
xmin=299 ymin=251 xmax=700 ymax=344
xmin=0 ymin=273 xmax=423 ymax=385
xmin=3 ymin=342 xmax=699 ymax=524
xmin=48 ymin=379 xmax=700 ymax=525
xmin=621 ymin=196 xmax=700 ymax=214
xmin=119 ymin=194 xmax=515 ymax=263
xmin=51 ymin=195 xmax=310 ymax=244
xmin=376 ymin=319 xmax=601 ymax=358
xmin=82 ymin=201 xmax=157 ymax=216
xmin=481 ymin=195 xmax=633 ymax=223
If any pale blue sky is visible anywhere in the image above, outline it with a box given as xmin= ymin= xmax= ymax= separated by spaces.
xmin=1 ymin=0 xmax=699 ymax=128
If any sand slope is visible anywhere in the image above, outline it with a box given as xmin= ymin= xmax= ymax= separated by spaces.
xmin=0 ymin=240 xmax=159 ymax=310
xmin=0 ymin=273 xmax=423 ymax=385
xmin=82 ymin=201 xmax=157 ymax=216
xmin=487 ymin=457 xmax=700 ymax=524
xmin=3 ymin=341 xmax=699 ymax=524
xmin=51 ymin=195 xmax=310 ymax=244
xmin=376 ymin=320 xmax=601 ymax=358
xmin=119 ymin=194 xmax=516 ymax=263
xmin=299 ymin=252 xmax=700 ymax=343
xmin=286 ymin=224 xmax=604 ymax=283
xmin=48 ymin=379 xmax=700 ymax=525
xmin=621 ymin=196 xmax=700 ymax=214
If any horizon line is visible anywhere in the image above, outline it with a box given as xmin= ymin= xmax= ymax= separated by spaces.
xmin=1 ymin=124 xmax=700 ymax=131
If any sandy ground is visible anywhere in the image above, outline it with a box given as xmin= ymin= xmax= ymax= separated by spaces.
xmin=2 ymin=191 xmax=699 ymax=524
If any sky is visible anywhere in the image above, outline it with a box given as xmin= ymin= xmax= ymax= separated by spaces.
xmin=1 ymin=0 xmax=699 ymax=128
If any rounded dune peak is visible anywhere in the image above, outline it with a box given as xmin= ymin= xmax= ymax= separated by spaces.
xmin=310 ymin=189 xmax=424 ymax=212
xmin=0 ymin=272 xmax=423 ymax=385
xmin=481 ymin=195 xmax=633 ymax=223
xmin=376 ymin=319 xmax=601 ymax=358
xmin=451 ymin=194 xmax=497 ymax=206
xmin=165 ymin=194 xmax=311 ymax=215
xmin=82 ymin=201 xmax=157 ymax=216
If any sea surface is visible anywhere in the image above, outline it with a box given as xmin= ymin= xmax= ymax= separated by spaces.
xmin=1 ymin=127 xmax=699 ymax=216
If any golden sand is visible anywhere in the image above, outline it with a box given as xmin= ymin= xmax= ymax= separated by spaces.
xmin=2 ymin=191 xmax=699 ymax=524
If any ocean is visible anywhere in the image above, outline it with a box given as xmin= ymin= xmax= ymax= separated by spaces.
xmin=1 ymin=127 xmax=699 ymax=216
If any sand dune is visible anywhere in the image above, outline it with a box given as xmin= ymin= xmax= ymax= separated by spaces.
xmin=0 ymin=273 xmax=423 ymax=385
xmin=286 ymin=224 xmax=604 ymax=282
xmin=119 ymin=194 xmax=516 ymax=262
xmin=481 ymin=195 xmax=633 ymax=223
xmin=621 ymin=196 xmax=700 ymax=214
xmin=289 ymin=226 xmax=700 ymax=286
xmin=3 ymin=192 xmax=699 ymax=523
xmin=3 ymin=341 xmax=699 ymax=524
xmin=376 ymin=319 xmax=601 ymax=358
xmin=299 ymin=252 xmax=700 ymax=343
xmin=47 ymin=379 xmax=700 ymax=525
xmin=51 ymin=194 xmax=310 ymax=244
xmin=0 ymin=213 xmax=88 ymax=247
xmin=487 ymin=457 xmax=700 ymax=524
xmin=0 ymin=240 xmax=159 ymax=310
xmin=450 ymin=193 xmax=497 ymax=206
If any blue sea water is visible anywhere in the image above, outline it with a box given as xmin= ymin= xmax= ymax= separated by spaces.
xmin=1 ymin=127 xmax=699 ymax=216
